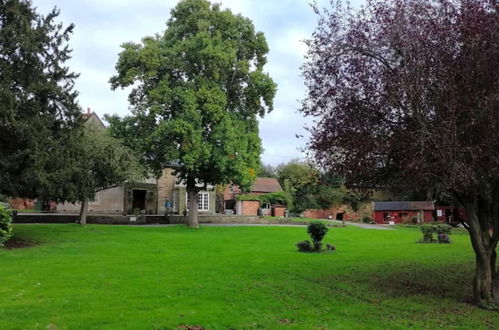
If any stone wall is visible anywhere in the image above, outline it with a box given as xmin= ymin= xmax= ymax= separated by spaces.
xmin=157 ymin=168 xmax=176 ymax=214
xmin=13 ymin=213 xmax=315 ymax=225
xmin=57 ymin=186 xmax=126 ymax=214
xmin=303 ymin=202 xmax=373 ymax=220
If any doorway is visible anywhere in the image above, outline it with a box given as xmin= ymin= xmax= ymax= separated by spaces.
xmin=336 ymin=212 xmax=344 ymax=221
xmin=132 ymin=190 xmax=147 ymax=211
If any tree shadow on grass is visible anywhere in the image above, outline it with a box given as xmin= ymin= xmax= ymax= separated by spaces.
xmin=365 ymin=263 xmax=474 ymax=303
xmin=4 ymin=235 xmax=40 ymax=249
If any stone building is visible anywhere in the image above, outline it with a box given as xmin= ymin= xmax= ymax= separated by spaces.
xmin=57 ymin=167 xmax=216 ymax=215
xmin=56 ymin=111 xmax=216 ymax=215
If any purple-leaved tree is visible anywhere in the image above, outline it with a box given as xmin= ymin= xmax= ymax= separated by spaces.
xmin=302 ymin=0 xmax=499 ymax=306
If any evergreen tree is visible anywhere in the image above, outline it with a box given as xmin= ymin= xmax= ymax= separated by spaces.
xmin=0 ymin=0 xmax=81 ymax=198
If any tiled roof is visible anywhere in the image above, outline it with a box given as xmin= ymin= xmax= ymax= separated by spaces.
xmin=374 ymin=201 xmax=435 ymax=211
xmin=251 ymin=177 xmax=283 ymax=193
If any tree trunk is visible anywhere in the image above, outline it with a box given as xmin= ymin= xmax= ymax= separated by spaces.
xmin=187 ymin=188 xmax=199 ymax=228
xmin=473 ymin=251 xmax=497 ymax=305
xmin=464 ymin=202 xmax=499 ymax=306
xmin=79 ymin=198 xmax=88 ymax=225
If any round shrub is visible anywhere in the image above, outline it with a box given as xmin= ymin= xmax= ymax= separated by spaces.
xmin=0 ymin=205 xmax=13 ymax=247
xmin=296 ymin=240 xmax=313 ymax=252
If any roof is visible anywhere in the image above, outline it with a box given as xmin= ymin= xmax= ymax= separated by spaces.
xmin=251 ymin=177 xmax=283 ymax=193
xmin=82 ymin=111 xmax=106 ymax=130
xmin=374 ymin=201 xmax=435 ymax=211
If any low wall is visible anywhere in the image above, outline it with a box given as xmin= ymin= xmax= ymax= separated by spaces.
xmin=12 ymin=213 xmax=302 ymax=225
xmin=303 ymin=203 xmax=373 ymax=221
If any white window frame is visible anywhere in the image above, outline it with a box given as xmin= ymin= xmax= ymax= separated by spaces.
xmin=262 ymin=203 xmax=271 ymax=210
xmin=186 ymin=191 xmax=210 ymax=211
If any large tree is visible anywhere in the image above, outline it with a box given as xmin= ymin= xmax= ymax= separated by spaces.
xmin=302 ymin=0 xmax=499 ymax=306
xmin=108 ymin=0 xmax=276 ymax=227
xmin=0 ymin=0 xmax=81 ymax=198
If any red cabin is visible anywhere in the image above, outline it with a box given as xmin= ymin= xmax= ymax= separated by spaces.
xmin=373 ymin=201 xmax=435 ymax=224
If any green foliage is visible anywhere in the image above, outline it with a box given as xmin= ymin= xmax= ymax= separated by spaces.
xmin=0 ymin=205 xmax=12 ymax=247
xmin=0 ymin=0 xmax=81 ymax=199
xmin=107 ymin=0 xmax=276 ymax=202
xmin=272 ymin=159 xmax=348 ymax=213
xmin=259 ymin=192 xmax=292 ymax=207
xmin=40 ymin=128 xmax=144 ymax=204
xmin=237 ymin=192 xmax=292 ymax=207
xmin=258 ymin=164 xmax=278 ymax=178
xmin=419 ymin=223 xmax=452 ymax=244
xmin=236 ymin=194 xmax=261 ymax=201
xmin=342 ymin=190 xmax=370 ymax=212
xmin=296 ymin=240 xmax=313 ymax=252
xmin=420 ymin=225 xmax=436 ymax=243
xmin=307 ymin=222 xmax=329 ymax=252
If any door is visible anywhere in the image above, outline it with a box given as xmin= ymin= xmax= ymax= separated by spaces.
xmin=132 ymin=190 xmax=147 ymax=211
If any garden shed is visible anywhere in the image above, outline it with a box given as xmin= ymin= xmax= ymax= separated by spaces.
xmin=373 ymin=201 xmax=435 ymax=224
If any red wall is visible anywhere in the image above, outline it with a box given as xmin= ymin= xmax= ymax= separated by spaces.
xmin=373 ymin=210 xmax=434 ymax=224
xmin=241 ymin=200 xmax=260 ymax=216
xmin=435 ymin=206 xmax=468 ymax=222
xmin=272 ymin=205 xmax=286 ymax=217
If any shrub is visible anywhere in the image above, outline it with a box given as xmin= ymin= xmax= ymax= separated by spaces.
xmin=420 ymin=225 xmax=435 ymax=243
xmin=362 ymin=216 xmax=372 ymax=224
xmin=307 ymin=222 xmax=329 ymax=251
xmin=0 ymin=205 xmax=13 ymax=247
xmin=411 ymin=217 xmax=418 ymax=224
xmin=437 ymin=233 xmax=451 ymax=244
xmin=419 ymin=223 xmax=452 ymax=244
xmin=435 ymin=224 xmax=452 ymax=243
xmin=296 ymin=240 xmax=313 ymax=252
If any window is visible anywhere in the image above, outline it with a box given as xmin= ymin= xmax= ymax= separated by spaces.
xmin=262 ymin=203 xmax=271 ymax=210
xmin=186 ymin=191 xmax=210 ymax=211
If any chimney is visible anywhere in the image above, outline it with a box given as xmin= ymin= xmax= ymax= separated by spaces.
xmin=87 ymin=107 xmax=91 ymax=114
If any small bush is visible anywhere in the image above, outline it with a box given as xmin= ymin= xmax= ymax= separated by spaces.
xmin=437 ymin=233 xmax=451 ymax=244
xmin=307 ymin=222 xmax=329 ymax=251
xmin=420 ymin=225 xmax=435 ymax=243
xmin=362 ymin=216 xmax=372 ymax=224
xmin=411 ymin=217 xmax=418 ymax=224
xmin=0 ymin=205 xmax=13 ymax=247
xmin=419 ymin=223 xmax=452 ymax=244
xmin=435 ymin=224 xmax=452 ymax=243
xmin=296 ymin=240 xmax=313 ymax=252
xmin=326 ymin=243 xmax=336 ymax=251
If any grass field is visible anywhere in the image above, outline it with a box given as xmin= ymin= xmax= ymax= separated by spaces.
xmin=0 ymin=224 xmax=497 ymax=329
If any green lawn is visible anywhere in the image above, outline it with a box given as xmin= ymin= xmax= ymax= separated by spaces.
xmin=0 ymin=224 xmax=497 ymax=329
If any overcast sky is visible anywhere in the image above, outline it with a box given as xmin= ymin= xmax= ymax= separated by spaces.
xmin=31 ymin=0 xmax=352 ymax=166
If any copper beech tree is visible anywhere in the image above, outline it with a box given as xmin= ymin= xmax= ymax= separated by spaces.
xmin=302 ymin=0 xmax=499 ymax=306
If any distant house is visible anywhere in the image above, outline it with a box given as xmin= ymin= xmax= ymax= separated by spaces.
xmin=223 ymin=177 xmax=284 ymax=216
xmin=373 ymin=201 xmax=435 ymax=224
xmin=223 ymin=177 xmax=283 ymax=210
